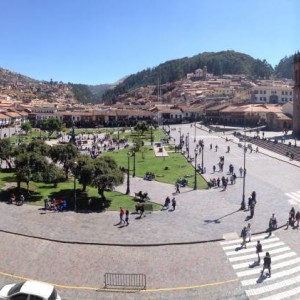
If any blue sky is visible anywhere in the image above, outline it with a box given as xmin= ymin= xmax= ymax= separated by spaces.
xmin=0 ymin=0 xmax=298 ymax=85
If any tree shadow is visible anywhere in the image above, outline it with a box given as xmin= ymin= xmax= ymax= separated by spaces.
xmin=0 ymin=187 xmax=42 ymax=203
xmin=48 ymin=189 xmax=109 ymax=213
xmin=204 ymin=209 xmax=240 ymax=225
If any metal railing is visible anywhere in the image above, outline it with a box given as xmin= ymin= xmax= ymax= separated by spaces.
xmin=104 ymin=273 xmax=146 ymax=290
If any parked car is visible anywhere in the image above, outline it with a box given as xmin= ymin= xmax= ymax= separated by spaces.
xmin=0 ymin=280 xmax=61 ymax=300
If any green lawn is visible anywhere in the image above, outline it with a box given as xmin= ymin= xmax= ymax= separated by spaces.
xmin=104 ymin=147 xmax=208 ymax=189
xmin=111 ymin=128 xmax=168 ymax=143
xmin=0 ymin=171 xmax=161 ymax=211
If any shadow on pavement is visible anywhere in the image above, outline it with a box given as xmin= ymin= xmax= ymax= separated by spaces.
xmin=204 ymin=209 xmax=240 ymax=225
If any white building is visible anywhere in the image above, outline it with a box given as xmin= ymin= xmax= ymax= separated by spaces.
xmin=251 ymin=83 xmax=293 ymax=104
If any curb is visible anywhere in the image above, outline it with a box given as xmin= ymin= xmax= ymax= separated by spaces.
xmin=0 ymin=224 xmax=286 ymax=248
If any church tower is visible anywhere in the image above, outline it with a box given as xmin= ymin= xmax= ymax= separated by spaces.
xmin=293 ymin=52 xmax=300 ymax=136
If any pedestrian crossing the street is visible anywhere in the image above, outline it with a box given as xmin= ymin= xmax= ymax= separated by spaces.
xmin=285 ymin=191 xmax=300 ymax=208
xmin=220 ymin=233 xmax=300 ymax=299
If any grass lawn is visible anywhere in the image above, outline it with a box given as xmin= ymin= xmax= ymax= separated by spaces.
xmin=0 ymin=171 xmax=161 ymax=211
xmin=104 ymin=147 xmax=208 ymax=189
xmin=111 ymin=128 xmax=168 ymax=143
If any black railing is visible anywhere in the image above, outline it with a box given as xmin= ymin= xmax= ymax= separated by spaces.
xmin=104 ymin=273 xmax=146 ymax=290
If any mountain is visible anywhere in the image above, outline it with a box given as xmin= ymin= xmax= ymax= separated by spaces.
xmin=274 ymin=55 xmax=294 ymax=79
xmin=70 ymin=82 xmax=118 ymax=104
xmin=102 ymin=50 xmax=274 ymax=102
xmin=0 ymin=67 xmax=39 ymax=85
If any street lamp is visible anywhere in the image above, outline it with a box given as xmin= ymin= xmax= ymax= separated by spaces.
xmin=187 ymin=132 xmax=190 ymax=157
xmin=73 ymin=161 xmax=78 ymax=212
xmin=194 ymin=122 xmax=197 ymax=142
xmin=117 ymin=122 xmax=120 ymax=150
xmin=194 ymin=148 xmax=198 ymax=190
xmin=199 ymin=141 xmax=204 ymax=173
xmin=179 ymin=128 xmax=182 ymax=146
xmin=126 ymin=152 xmax=131 ymax=195
xmin=240 ymin=131 xmax=247 ymax=210
xmin=150 ymin=121 xmax=154 ymax=146
xmin=132 ymin=150 xmax=136 ymax=177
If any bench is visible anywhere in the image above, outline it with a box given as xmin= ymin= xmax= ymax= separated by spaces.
xmin=104 ymin=273 xmax=146 ymax=290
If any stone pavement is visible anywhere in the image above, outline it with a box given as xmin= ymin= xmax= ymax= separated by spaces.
xmin=1 ymin=124 xmax=300 ymax=299
xmin=0 ymin=125 xmax=299 ymax=247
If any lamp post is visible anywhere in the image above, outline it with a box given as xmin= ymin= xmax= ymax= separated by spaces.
xmin=73 ymin=161 xmax=78 ymax=212
xmin=200 ymin=143 xmax=204 ymax=173
xmin=179 ymin=128 xmax=182 ymax=146
xmin=194 ymin=122 xmax=197 ymax=142
xmin=132 ymin=150 xmax=136 ymax=177
xmin=117 ymin=122 xmax=120 ymax=150
xmin=126 ymin=152 xmax=131 ymax=195
xmin=240 ymin=130 xmax=246 ymax=210
xmin=150 ymin=121 xmax=154 ymax=146
xmin=187 ymin=132 xmax=190 ymax=157
xmin=194 ymin=148 xmax=198 ymax=190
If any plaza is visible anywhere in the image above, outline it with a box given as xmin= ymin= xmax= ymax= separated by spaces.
xmin=0 ymin=123 xmax=300 ymax=299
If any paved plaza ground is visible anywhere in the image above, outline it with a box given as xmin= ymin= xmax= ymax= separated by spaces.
xmin=0 ymin=124 xmax=300 ymax=299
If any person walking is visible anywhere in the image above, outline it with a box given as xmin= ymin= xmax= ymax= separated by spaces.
xmin=213 ymin=165 xmax=216 ymax=173
xmin=172 ymin=197 xmax=176 ymax=211
xmin=246 ymin=223 xmax=252 ymax=242
xmin=296 ymin=211 xmax=300 ymax=228
xmin=125 ymin=210 xmax=129 ymax=226
xmin=241 ymin=226 xmax=247 ymax=249
xmin=239 ymin=167 xmax=243 ymax=177
xmin=268 ymin=214 xmax=277 ymax=236
xmin=261 ymin=252 xmax=271 ymax=277
xmin=256 ymin=241 xmax=262 ymax=264
xmin=175 ymin=182 xmax=180 ymax=194
xmin=250 ymin=199 xmax=256 ymax=218
xmin=119 ymin=207 xmax=125 ymax=224
xmin=215 ymin=145 xmax=218 ymax=152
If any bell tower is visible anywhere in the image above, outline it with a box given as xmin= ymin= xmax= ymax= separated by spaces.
xmin=293 ymin=52 xmax=300 ymax=136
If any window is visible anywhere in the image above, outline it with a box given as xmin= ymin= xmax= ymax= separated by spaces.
xmin=11 ymin=294 xmax=28 ymax=300
xmin=29 ymin=296 xmax=43 ymax=300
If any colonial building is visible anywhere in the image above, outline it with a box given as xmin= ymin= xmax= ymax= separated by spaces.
xmin=293 ymin=52 xmax=300 ymax=135
xmin=251 ymin=82 xmax=293 ymax=104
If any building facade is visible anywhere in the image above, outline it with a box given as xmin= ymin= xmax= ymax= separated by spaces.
xmin=252 ymin=84 xmax=293 ymax=104
xmin=294 ymin=52 xmax=300 ymax=136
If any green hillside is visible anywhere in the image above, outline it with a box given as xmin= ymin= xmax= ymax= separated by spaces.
xmin=102 ymin=50 xmax=274 ymax=102
xmin=274 ymin=55 xmax=294 ymax=79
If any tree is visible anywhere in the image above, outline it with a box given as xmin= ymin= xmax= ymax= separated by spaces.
xmin=15 ymin=152 xmax=49 ymax=193
xmin=50 ymin=144 xmax=79 ymax=179
xmin=43 ymin=163 xmax=65 ymax=187
xmin=90 ymin=156 xmax=124 ymax=201
xmin=0 ymin=138 xmax=14 ymax=169
xmin=40 ymin=118 xmax=62 ymax=138
xmin=73 ymin=155 xmax=94 ymax=192
xmin=14 ymin=140 xmax=50 ymax=157
xmin=21 ymin=122 xmax=32 ymax=135
xmin=134 ymin=121 xmax=149 ymax=135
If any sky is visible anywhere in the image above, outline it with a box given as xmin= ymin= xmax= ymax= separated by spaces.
xmin=0 ymin=0 xmax=298 ymax=85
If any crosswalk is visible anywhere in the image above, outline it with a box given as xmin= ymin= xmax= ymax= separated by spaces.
xmin=220 ymin=233 xmax=300 ymax=299
xmin=285 ymin=191 xmax=300 ymax=208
